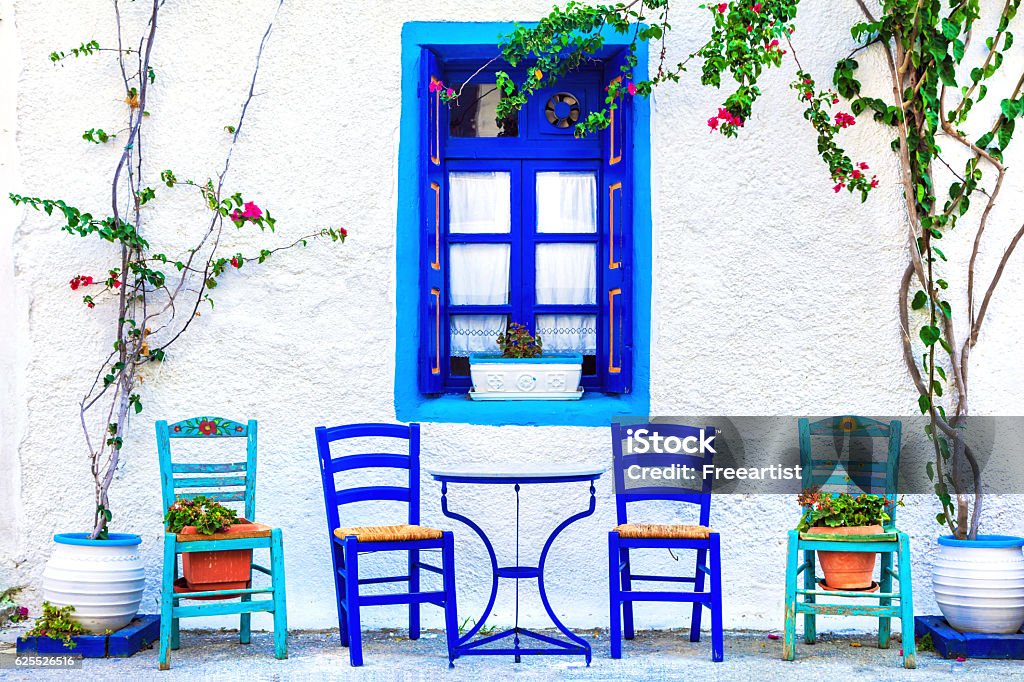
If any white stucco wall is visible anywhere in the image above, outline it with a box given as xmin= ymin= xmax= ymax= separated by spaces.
xmin=3 ymin=0 xmax=1024 ymax=637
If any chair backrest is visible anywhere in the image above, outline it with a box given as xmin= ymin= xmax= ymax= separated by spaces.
xmin=611 ymin=422 xmax=716 ymax=527
xmin=798 ymin=416 xmax=902 ymax=527
xmin=314 ymin=422 xmax=421 ymax=535
xmin=156 ymin=417 xmax=258 ymax=521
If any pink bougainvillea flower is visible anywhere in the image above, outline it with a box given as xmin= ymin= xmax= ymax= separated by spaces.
xmin=851 ymin=169 xmax=862 ymax=179
xmin=768 ymin=39 xmax=779 ymax=49
xmin=833 ymin=182 xmax=845 ymax=193
xmin=708 ymin=116 xmax=720 ymax=131
xmin=70 ymin=277 xmax=80 ymax=290
xmin=445 ymin=87 xmax=455 ymax=98
xmin=17 ymin=606 xmax=28 ymax=618
xmin=627 ymin=81 xmax=638 ymax=96
xmin=230 ymin=209 xmax=242 ymax=221
xmin=858 ymin=162 xmax=870 ymax=170
xmin=835 ymin=112 xmax=856 ymax=128
xmin=752 ymin=3 xmax=762 ymax=13
xmin=87 ymin=301 xmax=95 ymax=309
xmin=242 ymin=201 xmax=262 ymax=219
xmin=746 ymin=24 xmax=753 ymax=32
xmin=339 ymin=227 xmax=348 ymax=238
xmin=230 ymin=257 xmax=240 ymax=268
xmin=717 ymin=3 xmax=728 ymax=13
xmin=81 ymin=275 xmax=93 ymax=286
xmin=428 ymin=80 xmax=441 ymax=93
xmin=870 ymin=177 xmax=879 ymax=188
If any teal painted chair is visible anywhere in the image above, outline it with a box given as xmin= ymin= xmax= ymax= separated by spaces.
xmin=783 ymin=416 xmax=915 ymax=668
xmin=156 ymin=417 xmax=287 ymax=670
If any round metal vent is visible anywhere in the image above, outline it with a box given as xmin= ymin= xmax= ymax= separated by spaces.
xmin=544 ymin=92 xmax=581 ymax=129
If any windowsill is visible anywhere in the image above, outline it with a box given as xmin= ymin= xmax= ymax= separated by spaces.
xmin=395 ymin=390 xmax=649 ymax=426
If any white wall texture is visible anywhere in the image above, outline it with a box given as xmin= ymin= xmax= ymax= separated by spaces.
xmin=2 ymin=0 xmax=1024 ymax=636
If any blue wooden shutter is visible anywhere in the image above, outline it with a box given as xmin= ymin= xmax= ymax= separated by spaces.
xmin=601 ymin=53 xmax=633 ymax=393
xmin=420 ymin=48 xmax=445 ymax=394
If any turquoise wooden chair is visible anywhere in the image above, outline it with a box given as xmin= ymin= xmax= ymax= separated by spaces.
xmin=783 ymin=416 xmax=914 ymax=668
xmin=156 ymin=417 xmax=287 ymax=670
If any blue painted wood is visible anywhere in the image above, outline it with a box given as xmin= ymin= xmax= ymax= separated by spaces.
xmin=785 ymin=417 xmax=914 ymax=669
xmin=36 ymin=633 xmax=106 ymax=657
xmin=915 ymin=615 xmax=1024 ymax=659
xmin=107 ymin=614 xmax=161 ymax=657
xmin=609 ymin=422 xmax=723 ymax=662
xmin=155 ymin=418 xmax=287 ymax=670
xmin=416 ymin=48 xmax=630 ymax=396
xmin=315 ymin=422 xmax=458 ymax=667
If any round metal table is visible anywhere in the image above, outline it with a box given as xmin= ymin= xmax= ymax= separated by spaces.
xmin=426 ymin=465 xmax=606 ymax=666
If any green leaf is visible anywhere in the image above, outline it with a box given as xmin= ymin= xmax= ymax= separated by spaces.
xmin=927 ymin=461 xmax=935 ymax=481
xmin=919 ymin=394 xmax=932 ymax=414
xmin=911 ymin=290 xmax=928 ymax=310
xmin=920 ymin=325 xmax=941 ymax=346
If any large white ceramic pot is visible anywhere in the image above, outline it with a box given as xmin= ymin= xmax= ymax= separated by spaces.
xmin=932 ymin=534 xmax=1024 ymax=634
xmin=42 ymin=533 xmax=145 ymax=634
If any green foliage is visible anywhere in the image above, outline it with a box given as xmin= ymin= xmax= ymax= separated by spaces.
xmin=496 ymin=322 xmax=543 ymax=358
xmin=164 ymin=496 xmax=239 ymax=535
xmin=49 ymin=40 xmax=101 ymax=63
xmin=796 ymin=492 xmax=897 ymax=532
xmin=82 ymin=128 xmax=114 ymax=144
xmin=23 ymin=602 xmax=86 ymax=649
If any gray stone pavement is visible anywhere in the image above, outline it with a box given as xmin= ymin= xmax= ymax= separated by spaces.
xmin=3 ymin=627 xmax=1024 ymax=681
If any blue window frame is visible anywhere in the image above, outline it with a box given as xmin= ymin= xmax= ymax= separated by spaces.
xmin=396 ymin=23 xmax=651 ymax=426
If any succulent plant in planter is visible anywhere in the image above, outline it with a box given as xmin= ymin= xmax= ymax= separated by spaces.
xmin=165 ymin=497 xmax=260 ymax=594
xmin=797 ymin=492 xmax=898 ymax=590
xmin=469 ymin=322 xmax=583 ymax=400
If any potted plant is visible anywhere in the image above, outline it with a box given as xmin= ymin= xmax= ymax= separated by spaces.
xmin=468 ymin=322 xmax=583 ymax=400
xmin=21 ymin=602 xmax=86 ymax=651
xmin=165 ymin=496 xmax=260 ymax=593
xmin=797 ymin=492 xmax=896 ymax=590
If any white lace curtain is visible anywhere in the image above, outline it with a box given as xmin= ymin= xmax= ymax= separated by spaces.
xmin=448 ymin=171 xmax=598 ymax=356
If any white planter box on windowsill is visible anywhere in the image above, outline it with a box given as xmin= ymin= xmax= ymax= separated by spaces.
xmin=468 ymin=353 xmax=584 ymax=400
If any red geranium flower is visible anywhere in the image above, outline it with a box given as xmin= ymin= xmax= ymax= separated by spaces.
xmin=198 ymin=420 xmax=217 ymax=435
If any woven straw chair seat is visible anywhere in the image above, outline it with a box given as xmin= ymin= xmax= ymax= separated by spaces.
xmin=334 ymin=524 xmax=443 ymax=543
xmin=613 ymin=523 xmax=714 ymax=539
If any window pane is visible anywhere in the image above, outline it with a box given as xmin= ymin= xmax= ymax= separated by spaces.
xmin=536 ymin=314 xmax=597 ymax=354
xmin=449 ymin=243 xmax=510 ymax=305
xmin=449 ymin=84 xmax=519 ymax=137
xmin=450 ymin=314 xmax=508 ymax=356
xmin=535 ymin=243 xmax=596 ymax=305
xmin=536 ymin=172 xmax=597 ymax=234
xmin=449 ymin=172 xmax=511 ymax=234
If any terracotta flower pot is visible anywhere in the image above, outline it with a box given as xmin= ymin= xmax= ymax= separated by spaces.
xmin=179 ymin=519 xmax=260 ymax=592
xmin=807 ymin=524 xmax=884 ymax=589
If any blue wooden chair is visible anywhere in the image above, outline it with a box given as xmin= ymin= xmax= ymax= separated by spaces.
xmin=314 ymin=422 xmax=458 ymax=667
xmin=783 ymin=416 xmax=915 ymax=668
xmin=156 ymin=417 xmax=287 ymax=670
xmin=608 ymin=422 xmax=724 ymax=661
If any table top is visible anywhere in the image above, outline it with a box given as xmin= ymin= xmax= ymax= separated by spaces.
xmin=426 ymin=464 xmax=607 ymax=484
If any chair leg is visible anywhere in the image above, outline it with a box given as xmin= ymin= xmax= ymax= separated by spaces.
xmin=333 ymin=546 xmax=349 ymax=647
xmin=803 ymin=549 xmax=817 ymax=645
xmin=709 ymin=533 xmax=724 ymax=662
xmin=441 ymin=532 xmax=459 ymax=668
xmin=240 ymin=595 xmax=252 ymax=644
xmin=690 ymin=547 xmax=708 ymax=643
xmin=171 ymin=598 xmax=180 ymax=650
xmin=783 ymin=530 xmax=799 ymax=661
xmin=270 ymin=528 xmax=288 ymax=660
xmin=620 ymin=547 xmax=635 ymax=640
xmin=409 ymin=548 xmax=421 ymax=640
xmin=608 ymin=532 xmax=622 ymax=659
xmin=344 ymin=537 xmax=363 ymax=666
xmin=159 ymin=534 xmax=176 ymax=671
xmin=171 ymin=562 xmax=180 ymax=650
xmin=897 ymin=533 xmax=916 ymax=669
xmin=878 ymin=551 xmax=893 ymax=649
